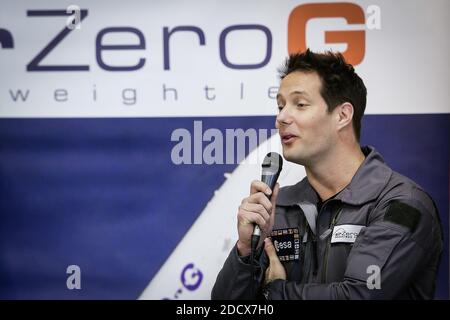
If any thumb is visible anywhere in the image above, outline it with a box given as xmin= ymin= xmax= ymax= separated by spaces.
xmin=264 ymin=238 xmax=278 ymax=262
xmin=268 ymin=183 xmax=280 ymax=228
xmin=270 ymin=183 xmax=280 ymax=215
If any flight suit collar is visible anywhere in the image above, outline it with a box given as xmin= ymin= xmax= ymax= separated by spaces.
xmin=277 ymin=146 xmax=392 ymax=206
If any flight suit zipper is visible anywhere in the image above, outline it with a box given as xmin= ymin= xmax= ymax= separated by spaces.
xmin=300 ymin=214 xmax=308 ymax=282
xmin=321 ymin=206 xmax=342 ymax=282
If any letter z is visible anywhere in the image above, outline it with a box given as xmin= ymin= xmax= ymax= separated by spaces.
xmin=27 ymin=9 xmax=89 ymax=71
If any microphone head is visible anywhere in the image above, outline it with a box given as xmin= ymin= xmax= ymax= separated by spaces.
xmin=261 ymin=152 xmax=283 ymax=175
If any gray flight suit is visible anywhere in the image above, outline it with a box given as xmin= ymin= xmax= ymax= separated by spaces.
xmin=211 ymin=146 xmax=443 ymax=300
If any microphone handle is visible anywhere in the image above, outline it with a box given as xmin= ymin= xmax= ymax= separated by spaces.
xmin=251 ymin=172 xmax=280 ymax=240
xmin=261 ymin=173 xmax=280 ymax=193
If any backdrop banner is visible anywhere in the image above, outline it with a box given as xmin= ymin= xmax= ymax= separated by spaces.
xmin=0 ymin=0 xmax=448 ymax=299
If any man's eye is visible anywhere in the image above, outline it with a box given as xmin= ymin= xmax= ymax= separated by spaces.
xmin=297 ymin=103 xmax=307 ymax=108
xmin=277 ymin=106 xmax=284 ymax=112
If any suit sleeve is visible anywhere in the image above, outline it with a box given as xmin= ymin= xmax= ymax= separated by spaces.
xmin=211 ymin=244 xmax=267 ymax=300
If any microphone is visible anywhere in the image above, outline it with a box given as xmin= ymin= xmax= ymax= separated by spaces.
xmin=251 ymin=152 xmax=283 ymax=253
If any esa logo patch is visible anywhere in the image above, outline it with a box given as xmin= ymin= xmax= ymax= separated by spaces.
xmin=269 ymin=228 xmax=300 ymax=261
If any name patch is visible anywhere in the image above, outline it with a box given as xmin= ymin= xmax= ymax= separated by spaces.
xmin=331 ymin=224 xmax=364 ymax=243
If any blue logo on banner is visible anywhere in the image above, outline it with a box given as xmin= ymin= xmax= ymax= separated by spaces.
xmin=181 ymin=263 xmax=203 ymax=291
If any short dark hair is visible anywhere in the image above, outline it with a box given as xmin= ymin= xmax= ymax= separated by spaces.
xmin=278 ymin=49 xmax=367 ymax=141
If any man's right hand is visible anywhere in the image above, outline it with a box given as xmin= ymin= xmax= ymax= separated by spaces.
xmin=236 ymin=180 xmax=280 ymax=256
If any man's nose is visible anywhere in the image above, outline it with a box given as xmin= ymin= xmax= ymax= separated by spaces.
xmin=275 ymin=107 xmax=292 ymax=128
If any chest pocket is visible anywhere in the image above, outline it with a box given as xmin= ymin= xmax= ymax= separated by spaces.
xmin=320 ymin=208 xmax=366 ymax=282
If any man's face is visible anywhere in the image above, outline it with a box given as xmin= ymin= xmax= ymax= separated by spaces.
xmin=276 ymin=71 xmax=337 ymax=166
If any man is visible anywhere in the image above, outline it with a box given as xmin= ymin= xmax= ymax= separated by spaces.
xmin=211 ymin=49 xmax=443 ymax=299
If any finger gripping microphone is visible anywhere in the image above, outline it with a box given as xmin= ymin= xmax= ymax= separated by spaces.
xmin=251 ymin=152 xmax=283 ymax=253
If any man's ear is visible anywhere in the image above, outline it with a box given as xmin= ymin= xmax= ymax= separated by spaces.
xmin=335 ymin=102 xmax=354 ymax=131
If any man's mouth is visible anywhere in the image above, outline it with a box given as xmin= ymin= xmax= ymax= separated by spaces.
xmin=281 ymin=133 xmax=297 ymax=144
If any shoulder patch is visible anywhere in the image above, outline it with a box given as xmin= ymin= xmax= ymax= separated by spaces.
xmin=384 ymin=201 xmax=421 ymax=231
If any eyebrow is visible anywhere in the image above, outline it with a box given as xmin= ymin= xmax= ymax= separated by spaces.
xmin=290 ymin=90 xmax=309 ymax=97
xmin=276 ymin=90 xmax=309 ymax=100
